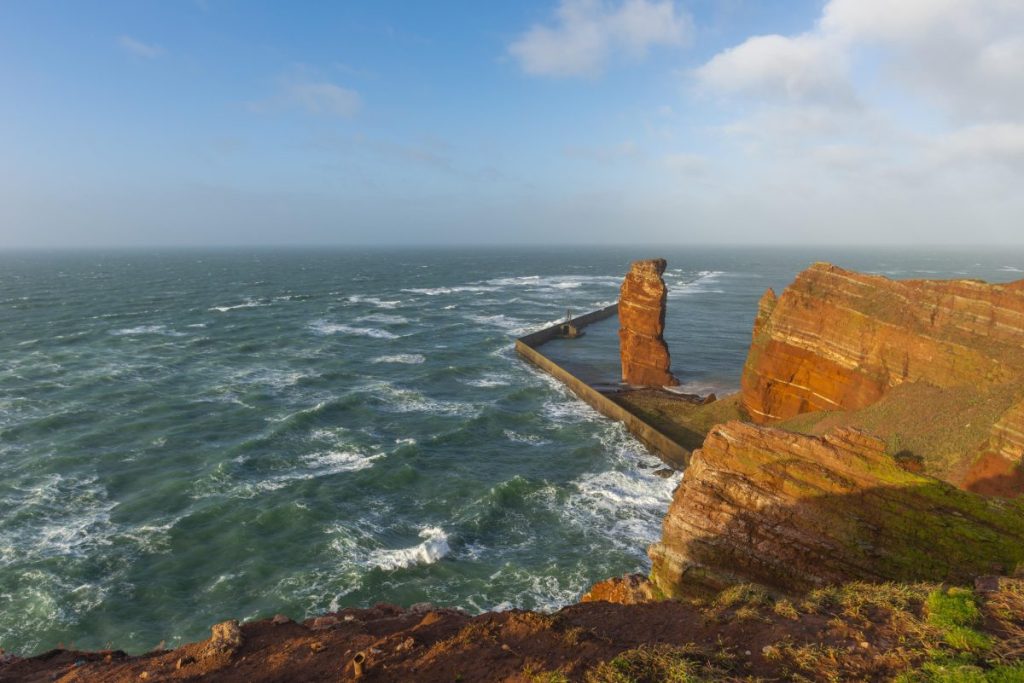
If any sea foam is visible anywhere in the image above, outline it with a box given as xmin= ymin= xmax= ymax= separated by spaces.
xmin=367 ymin=526 xmax=450 ymax=571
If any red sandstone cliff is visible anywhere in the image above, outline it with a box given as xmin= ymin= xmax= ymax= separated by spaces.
xmin=741 ymin=263 xmax=1024 ymax=424
xmin=619 ymin=259 xmax=678 ymax=387
xmin=648 ymin=421 xmax=1024 ymax=598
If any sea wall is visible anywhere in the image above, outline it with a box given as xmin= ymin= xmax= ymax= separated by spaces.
xmin=515 ymin=306 xmax=690 ymax=469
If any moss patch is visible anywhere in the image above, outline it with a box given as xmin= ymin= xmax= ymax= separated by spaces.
xmin=778 ymin=381 xmax=1024 ymax=482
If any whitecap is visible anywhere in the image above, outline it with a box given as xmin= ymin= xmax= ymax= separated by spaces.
xmin=462 ymin=373 xmax=513 ymax=388
xmin=367 ymin=526 xmax=450 ymax=570
xmin=310 ymin=320 xmax=400 ymax=339
xmin=356 ymin=313 xmax=410 ymax=325
xmin=372 ymin=354 xmax=426 ymax=365
xmin=209 ymin=298 xmax=268 ymax=313
xmin=348 ymin=295 xmax=402 ymax=309
xmin=110 ymin=325 xmax=186 ymax=337
xmin=467 ymin=314 xmax=563 ymax=337
xmin=503 ymin=430 xmax=550 ymax=446
xmin=401 ymin=285 xmax=500 ymax=296
xmin=376 ymin=383 xmax=479 ymax=418
xmin=667 ymin=270 xmax=727 ymax=298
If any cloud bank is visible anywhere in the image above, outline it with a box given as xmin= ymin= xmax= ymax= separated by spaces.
xmin=509 ymin=0 xmax=691 ymax=77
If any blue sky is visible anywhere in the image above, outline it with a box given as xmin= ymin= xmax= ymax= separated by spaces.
xmin=2 ymin=0 xmax=1022 ymax=247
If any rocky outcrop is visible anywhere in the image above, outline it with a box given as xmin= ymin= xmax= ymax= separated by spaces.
xmin=963 ymin=398 xmax=1024 ymax=497
xmin=619 ymin=259 xmax=679 ymax=387
xmin=741 ymin=263 xmax=1024 ymax=423
xmin=581 ymin=574 xmax=656 ymax=605
xmin=648 ymin=421 xmax=1024 ymax=598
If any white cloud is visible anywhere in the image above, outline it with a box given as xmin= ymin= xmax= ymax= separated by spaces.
xmin=695 ymin=33 xmax=854 ymax=106
xmin=932 ymin=123 xmax=1024 ymax=167
xmin=285 ymin=81 xmax=362 ymax=118
xmin=563 ymin=140 xmax=639 ymax=162
xmin=249 ymin=73 xmax=362 ymax=119
xmin=662 ymin=152 xmax=707 ymax=175
xmin=696 ymin=0 xmax=1024 ymax=119
xmin=117 ymin=35 xmax=164 ymax=59
xmin=509 ymin=0 xmax=691 ymax=77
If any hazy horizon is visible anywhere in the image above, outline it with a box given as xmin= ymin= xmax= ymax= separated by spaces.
xmin=3 ymin=1 xmax=1023 ymax=248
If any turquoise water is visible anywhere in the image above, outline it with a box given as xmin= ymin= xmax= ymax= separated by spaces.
xmin=1 ymin=246 xmax=1023 ymax=655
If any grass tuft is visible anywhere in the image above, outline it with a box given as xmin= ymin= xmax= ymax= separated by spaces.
xmin=926 ymin=587 xmax=992 ymax=653
xmin=586 ymin=644 xmax=703 ymax=683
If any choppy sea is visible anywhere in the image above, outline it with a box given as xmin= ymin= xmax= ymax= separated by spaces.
xmin=1 ymin=246 xmax=1023 ymax=654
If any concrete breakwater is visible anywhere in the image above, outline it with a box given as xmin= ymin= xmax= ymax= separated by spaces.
xmin=515 ymin=305 xmax=690 ymax=470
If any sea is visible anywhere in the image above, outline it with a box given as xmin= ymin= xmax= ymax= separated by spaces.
xmin=2 ymin=246 xmax=1023 ymax=655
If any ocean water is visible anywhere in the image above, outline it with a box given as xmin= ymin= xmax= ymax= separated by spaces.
xmin=1 ymin=246 xmax=1023 ymax=655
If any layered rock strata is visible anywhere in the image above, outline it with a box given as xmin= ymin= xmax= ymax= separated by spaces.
xmin=742 ymin=263 xmax=1024 ymax=423
xmin=649 ymin=421 xmax=1024 ymax=598
xmin=619 ymin=259 xmax=679 ymax=387
xmin=964 ymin=398 xmax=1024 ymax=496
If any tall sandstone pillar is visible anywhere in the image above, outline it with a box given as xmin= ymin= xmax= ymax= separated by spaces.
xmin=619 ymin=259 xmax=679 ymax=387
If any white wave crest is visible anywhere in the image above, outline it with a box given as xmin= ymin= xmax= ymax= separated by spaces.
xmin=667 ymin=270 xmax=727 ymax=298
xmin=110 ymin=325 xmax=186 ymax=337
xmin=357 ymin=313 xmax=410 ymax=325
xmin=462 ymin=373 xmax=513 ymax=388
xmin=401 ymin=285 xmax=500 ymax=296
xmin=372 ymin=354 xmax=426 ymax=365
xmin=376 ymin=382 xmax=479 ymax=418
xmin=310 ymin=320 xmax=400 ymax=339
xmin=367 ymin=526 xmax=450 ymax=570
xmin=209 ymin=298 xmax=268 ymax=312
xmin=349 ymin=295 xmax=402 ymax=309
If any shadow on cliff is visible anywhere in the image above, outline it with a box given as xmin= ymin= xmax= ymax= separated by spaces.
xmin=962 ymin=451 xmax=1024 ymax=498
xmin=655 ymin=471 xmax=1024 ymax=599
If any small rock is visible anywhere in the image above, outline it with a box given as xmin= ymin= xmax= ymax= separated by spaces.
xmin=653 ymin=468 xmax=675 ymax=479
xmin=744 ymin=650 xmax=751 ymax=656
xmin=272 ymin=614 xmax=291 ymax=625
xmin=394 ymin=637 xmax=415 ymax=653
xmin=139 ymin=673 xmax=149 ymax=681
xmin=210 ymin=620 xmax=243 ymax=651
xmin=409 ymin=602 xmax=433 ymax=613
xmin=761 ymin=645 xmax=776 ymax=656
xmin=176 ymin=656 xmax=195 ymax=670
xmin=343 ymin=614 xmax=356 ymax=622
xmin=975 ymin=575 xmax=1004 ymax=593
xmin=859 ymin=641 xmax=870 ymax=649
xmin=312 ymin=615 xmax=339 ymax=630
xmin=309 ymin=642 xmax=325 ymax=654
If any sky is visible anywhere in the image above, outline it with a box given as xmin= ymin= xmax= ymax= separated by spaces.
xmin=1 ymin=0 xmax=1022 ymax=247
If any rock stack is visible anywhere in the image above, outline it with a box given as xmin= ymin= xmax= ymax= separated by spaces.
xmin=618 ymin=259 xmax=678 ymax=387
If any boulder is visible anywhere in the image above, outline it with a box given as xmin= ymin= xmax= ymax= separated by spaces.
xmin=581 ymin=574 xmax=656 ymax=605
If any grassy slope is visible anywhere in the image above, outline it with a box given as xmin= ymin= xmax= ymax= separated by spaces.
xmin=616 ymin=382 xmax=1024 ymax=484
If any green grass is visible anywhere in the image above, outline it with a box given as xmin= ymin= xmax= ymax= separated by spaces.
xmin=895 ymin=662 xmax=1024 ymax=683
xmin=585 ymin=644 xmax=704 ymax=683
xmin=926 ymin=587 xmax=993 ymax=653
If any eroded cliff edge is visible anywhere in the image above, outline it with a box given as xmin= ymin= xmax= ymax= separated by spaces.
xmin=649 ymin=421 xmax=1024 ymax=599
xmin=741 ymin=262 xmax=1024 ymax=488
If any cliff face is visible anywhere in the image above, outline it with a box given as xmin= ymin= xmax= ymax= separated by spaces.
xmin=963 ymin=398 xmax=1024 ymax=496
xmin=648 ymin=421 xmax=1024 ymax=598
xmin=741 ymin=263 xmax=1024 ymax=424
xmin=619 ymin=259 xmax=679 ymax=387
